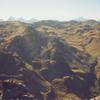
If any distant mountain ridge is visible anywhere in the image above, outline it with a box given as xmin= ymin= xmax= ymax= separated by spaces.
xmin=7 ymin=17 xmax=38 ymax=23
xmin=0 ymin=17 xmax=100 ymax=23
xmin=73 ymin=17 xmax=87 ymax=22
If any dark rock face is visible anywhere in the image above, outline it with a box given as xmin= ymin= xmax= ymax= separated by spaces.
xmin=0 ymin=21 xmax=99 ymax=99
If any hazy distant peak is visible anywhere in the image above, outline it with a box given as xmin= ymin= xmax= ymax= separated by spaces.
xmin=73 ymin=17 xmax=87 ymax=22
xmin=17 ymin=17 xmax=38 ymax=23
xmin=8 ymin=16 xmax=16 ymax=21
xmin=7 ymin=17 xmax=38 ymax=23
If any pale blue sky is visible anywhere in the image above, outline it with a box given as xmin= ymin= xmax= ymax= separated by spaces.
xmin=0 ymin=0 xmax=100 ymax=20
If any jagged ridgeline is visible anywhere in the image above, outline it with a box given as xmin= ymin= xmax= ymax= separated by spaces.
xmin=0 ymin=21 xmax=100 ymax=100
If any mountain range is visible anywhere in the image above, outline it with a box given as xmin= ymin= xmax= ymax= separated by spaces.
xmin=1 ymin=17 xmax=100 ymax=23
xmin=0 ymin=17 xmax=38 ymax=23
xmin=0 ymin=20 xmax=100 ymax=99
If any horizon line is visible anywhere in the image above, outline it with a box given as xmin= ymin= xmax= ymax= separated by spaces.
xmin=0 ymin=16 xmax=100 ymax=21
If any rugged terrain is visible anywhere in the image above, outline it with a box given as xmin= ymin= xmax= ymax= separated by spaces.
xmin=0 ymin=20 xmax=100 ymax=100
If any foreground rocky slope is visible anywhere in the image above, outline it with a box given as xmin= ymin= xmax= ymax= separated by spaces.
xmin=0 ymin=21 xmax=100 ymax=99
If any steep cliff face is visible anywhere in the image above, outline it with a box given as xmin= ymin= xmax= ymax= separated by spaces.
xmin=0 ymin=21 xmax=99 ymax=99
